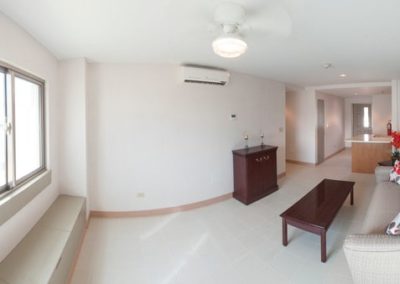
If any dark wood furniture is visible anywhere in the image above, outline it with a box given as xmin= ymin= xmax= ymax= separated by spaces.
xmin=232 ymin=145 xmax=278 ymax=205
xmin=378 ymin=160 xmax=393 ymax=167
xmin=280 ymin=179 xmax=355 ymax=262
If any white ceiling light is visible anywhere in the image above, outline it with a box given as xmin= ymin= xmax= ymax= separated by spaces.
xmin=210 ymin=2 xmax=291 ymax=58
xmin=212 ymin=3 xmax=247 ymax=58
xmin=212 ymin=32 xmax=247 ymax=58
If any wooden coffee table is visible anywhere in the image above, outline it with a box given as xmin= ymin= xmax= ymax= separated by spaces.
xmin=280 ymin=179 xmax=355 ymax=262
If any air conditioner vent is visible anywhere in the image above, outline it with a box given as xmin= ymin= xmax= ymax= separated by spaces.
xmin=183 ymin=79 xmax=227 ymax=86
xmin=180 ymin=66 xmax=230 ymax=86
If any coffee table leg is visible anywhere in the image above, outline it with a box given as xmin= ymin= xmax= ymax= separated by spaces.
xmin=282 ymin=218 xmax=288 ymax=246
xmin=321 ymin=230 xmax=327 ymax=263
xmin=350 ymin=188 xmax=354 ymax=205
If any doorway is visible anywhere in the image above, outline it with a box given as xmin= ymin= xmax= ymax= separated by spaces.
xmin=352 ymin=104 xmax=372 ymax=136
xmin=317 ymin=99 xmax=325 ymax=164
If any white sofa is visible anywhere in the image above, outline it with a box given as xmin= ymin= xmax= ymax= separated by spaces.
xmin=343 ymin=166 xmax=400 ymax=284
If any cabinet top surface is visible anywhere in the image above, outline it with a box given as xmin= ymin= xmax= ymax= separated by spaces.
xmin=232 ymin=145 xmax=278 ymax=156
xmin=345 ymin=134 xmax=391 ymax=144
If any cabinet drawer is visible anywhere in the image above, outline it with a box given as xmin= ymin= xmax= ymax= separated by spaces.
xmin=247 ymin=153 xmax=271 ymax=194
xmin=247 ymin=152 xmax=273 ymax=163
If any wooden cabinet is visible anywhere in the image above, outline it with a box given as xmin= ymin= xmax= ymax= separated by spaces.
xmin=233 ymin=145 xmax=278 ymax=205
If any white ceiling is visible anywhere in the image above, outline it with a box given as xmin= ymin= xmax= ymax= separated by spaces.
xmin=1 ymin=0 xmax=400 ymax=86
xmin=319 ymin=86 xmax=391 ymax=98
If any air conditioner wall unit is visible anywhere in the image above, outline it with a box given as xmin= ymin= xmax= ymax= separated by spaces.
xmin=180 ymin=66 xmax=230 ymax=86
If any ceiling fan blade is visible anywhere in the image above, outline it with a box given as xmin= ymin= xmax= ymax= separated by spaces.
xmin=207 ymin=23 xmax=220 ymax=34
xmin=214 ymin=2 xmax=246 ymax=25
xmin=244 ymin=3 xmax=292 ymax=38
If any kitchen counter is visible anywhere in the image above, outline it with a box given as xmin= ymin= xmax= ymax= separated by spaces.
xmin=346 ymin=134 xmax=392 ymax=173
xmin=345 ymin=134 xmax=391 ymax=144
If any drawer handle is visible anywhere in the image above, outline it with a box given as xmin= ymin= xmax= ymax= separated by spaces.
xmin=255 ymin=155 xmax=270 ymax=162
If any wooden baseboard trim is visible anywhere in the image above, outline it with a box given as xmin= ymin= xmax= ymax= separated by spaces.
xmin=324 ymin=148 xmax=345 ymax=161
xmin=278 ymin=172 xmax=286 ymax=179
xmin=90 ymin=193 xmax=233 ymax=218
xmin=287 ymin=148 xmax=345 ymax=166
xmin=286 ymin=159 xmax=316 ymax=166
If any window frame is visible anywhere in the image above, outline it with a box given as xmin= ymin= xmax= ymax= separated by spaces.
xmin=0 ymin=67 xmax=7 ymax=194
xmin=0 ymin=62 xmax=46 ymax=197
xmin=352 ymin=103 xmax=372 ymax=136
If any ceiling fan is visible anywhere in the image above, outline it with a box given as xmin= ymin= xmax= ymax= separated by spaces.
xmin=210 ymin=1 xmax=292 ymax=58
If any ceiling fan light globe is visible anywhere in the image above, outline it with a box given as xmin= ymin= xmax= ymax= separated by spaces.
xmin=212 ymin=36 xmax=247 ymax=58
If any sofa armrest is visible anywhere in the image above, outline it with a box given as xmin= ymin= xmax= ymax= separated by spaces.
xmin=375 ymin=166 xmax=392 ymax=183
xmin=343 ymin=234 xmax=400 ymax=284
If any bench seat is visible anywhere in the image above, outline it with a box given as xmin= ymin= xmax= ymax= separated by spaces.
xmin=0 ymin=195 xmax=86 ymax=284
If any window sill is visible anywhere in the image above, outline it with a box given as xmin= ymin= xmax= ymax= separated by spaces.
xmin=0 ymin=170 xmax=51 ymax=226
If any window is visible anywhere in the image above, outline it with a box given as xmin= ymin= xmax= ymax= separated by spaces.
xmin=363 ymin=106 xmax=370 ymax=128
xmin=0 ymin=66 xmax=45 ymax=195
xmin=352 ymin=104 xmax=372 ymax=136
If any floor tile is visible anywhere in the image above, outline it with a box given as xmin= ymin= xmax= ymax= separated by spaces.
xmin=72 ymin=149 xmax=368 ymax=283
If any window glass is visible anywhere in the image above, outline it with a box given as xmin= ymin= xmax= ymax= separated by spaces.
xmin=0 ymin=71 xmax=5 ymax=189
xmin=363 ymin=106 xmax=370 ymax=128
xmin=14 ymin=77 xmax=42 ymax=180
xmin=0 ymin=66 xmax=45 ymax=197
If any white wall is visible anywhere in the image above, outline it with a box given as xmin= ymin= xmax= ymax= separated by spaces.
xmin=372 ymin=94 xmax=391 ymax=135
xmin=392 ymin=80 xmax=400 ymax=130
xmin=0 ymin=13 xmax=59 ymax=261
xmin=286 ymin=88 xmax=317 ymax=163
xmin=58 ymin=59 xmax=88 ymax=198
xmin=316 ymin=92 xmax=345 ymax=158
xmin=286 ymin=88 xmax=345 ymax=164
xmin=87 ymin=64 xmax=285 ymax=211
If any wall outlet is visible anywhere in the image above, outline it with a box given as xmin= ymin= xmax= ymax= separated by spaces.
xmin=137 ymin=192 xmax=145 ymax=198
xmin=279 ymin=127 xmax=284 ymax=133
xmin=230 ymin=114 xmax=237 ymax=120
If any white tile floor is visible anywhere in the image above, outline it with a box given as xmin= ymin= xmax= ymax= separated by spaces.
xmin=72 ymin=149 xmax=377 ymax=283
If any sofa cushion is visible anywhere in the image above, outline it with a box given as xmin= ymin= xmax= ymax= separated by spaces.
xmin=362 ymin=182 xmax=400 ymax=234
xmin=390 ymin=160 xmax=400 ymax=185
xmin=343 ymin=234 xmax=400 ymax=284
xmin=375 ymin=166 xmax=392 ymax=183
xmin=387 ymin=213 xmax=400 ymax=235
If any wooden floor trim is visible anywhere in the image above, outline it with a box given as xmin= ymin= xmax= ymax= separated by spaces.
xmin=90 ymin=193 xmax=233 ymax=218
xmin=286 ymin=159 xmax=316 ymax=166
xmin=278 ymin=172 xmax=286 ymax=179
xmin=287 ymin=148 xmax=345 ymax=166
xmin=319 ymin=148 xmax=345 ymax=164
